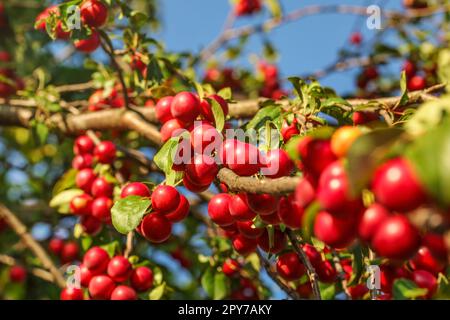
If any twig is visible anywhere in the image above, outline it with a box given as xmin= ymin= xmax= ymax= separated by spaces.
xmin=124 ymin=232 xmax=134 ymax=258
xmin=200 ymin=4 xmax=449 ymax=61
xmin=0 ymin=254 xmax=56 ymax=284
xmin=0 ymin=204 xmax=66 ymax=288
xmin=256 ymin=250 xmax=302 ymax=300
xmin=55 ymin=81 xmax=96 ymax=93
xmin=331 ymin=249 xmax=351 ymax=298
xmin=99 ymin=34 xmax=131 ymax=110
xmin=286 ymin=230 xmax=321 ymax=300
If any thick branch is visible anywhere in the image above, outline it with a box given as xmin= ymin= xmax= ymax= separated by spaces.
xmin=0 ymin=204 xmax=66 ymax=288
xmin=286 ymin=230 xmax=321 ymax=300
xmin=217 ymin=168 xmax=299 ymax=195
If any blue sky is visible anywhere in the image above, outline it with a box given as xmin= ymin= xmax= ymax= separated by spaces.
xmin=154 ymin=0 xmax=403 ymax=95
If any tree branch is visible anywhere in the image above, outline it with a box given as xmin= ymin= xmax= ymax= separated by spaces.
xmin=256 ymin=250 xmax=302 ymax=300
xmin=99 ymin=34 xmax=131 ymax=110
xmin=0 ymin=254 xmax=56 ymax=284
xmin=286 ymin=230 xmax=321 ymax=300
xmin=0 ymin=204 xmax=66 ymax=289
xmin=217 ymin=168 xmax=299 ymax=195
xmin=200 ymin=4 xmax=449 ymax=61
xmin=331 ymin=249 xmax=350 ymax=298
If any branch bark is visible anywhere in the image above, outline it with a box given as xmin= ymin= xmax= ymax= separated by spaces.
xmin=256 ymin=250 xmax=302 ymax=300
xmin=0 ymin=204 xmax=66 ymax=289
xmin=0 ymin=254 xmax=56 ymax=284
xmin=217 ymin=168 xmax=299 ymax=195
xmin=200 ymin=4 xmax=448 ymax=61
xmin=286 ymin=230 xmax=321 ymax=300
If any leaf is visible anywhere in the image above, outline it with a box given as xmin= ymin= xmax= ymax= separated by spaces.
xmin=245 ymin=253 xmax=260 ymax=272
xmin=392 ymin=279 xmax=427 ymax=300
xmin=406 ymin=118 xmax=450 ymax=207
xmin=246 ymin=105 xmax=281 ymax=131
xmin=52 ymin=169 xmax=77 ymax=196
xmin=301 ymin=201 xmax=321 ymax=242
xmin=209 ymin=98 xmax=225 ymax=132
xmin=398 ymin=71 xmax=409 ymax=107
xmin=49 ymin=189 xmax=84 ymax=209
xmin=265 ymin=0 xmax=282 ymax=19
xmin=149 ymin=282 xmax=166 ymax=300
xmin=201 ymin=267 xmax=230 ymax=300
xmin=347 ymin=244 xmax=364 ymax=286
xmin=319 ymin=282 xmax=336 ymax=300
xmin=129 ymin=10 xmax=149 ymax=28
xmin=152 ymin=266 xmax=164 ymax=285
xmin=321 ymin=97 xmax=351 ymax=108
xmin=32 ymin=121 xmax=49 ymax=145
xmin=153 ymin=136 xmax=181 ymax=174
xmin=100 ymin=241 xmax=120 ymax=257
xmin=194 ymin=82 xmax=205 ymax=100
xmin=81 ymin=236 xmax=93 ymax=252
xmin=437 ymin=49 xmax=450 ymax=92
xmin=111 ymin=196 xmax=151 ymax=234
xmin=310 ymin=237 xmax=325 ymax=250
xmin=405 ymin=95 xmax=450 ymax=136
xmin=201 ymin=267 xmax=215 ymax=298
xmin=347 ymin=128 xmax=404 ymax=196
xmin=213 ymin=272 xmax=230 ymax=300
xmin=166 ymin=170 xmax=184 ymax=186
xmin=217 ymin=87 xmax=232 ymax=100
xmin=287 ymin=77 xmax=305 ymax=100
xmin=147 ymin=57 xmax=163 ymax=84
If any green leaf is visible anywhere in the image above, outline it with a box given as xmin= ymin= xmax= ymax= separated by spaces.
xmin=321 ymin=97 xmax=351 ymax=108
xmin=200 ymin=267 xmax=230 ymax=300
xmin=437 ymin=49 xmax=450 ymax=92
xmin=81 ymin=236 xmax=93 ymax=252
xmin=201 ymin=267 xmax=215 ymax=298
xmin=149 ymin=282 xmax=166 ymax=300
xmin=100 ymin=241 xmax=120 ymax=258
xmin=217 ymin=87 xmax=232 ymax=100
xmin=49 ymin=189 xmax=84 ymax=209
xmin=348 ymin=244 xmax=364 ymax=286
xmin=310 ymin=237 xmax=325 ymax=250
xmin=406 ymin=118 xmax=450 ymax=207
xmin=130 ymin=10 xmax=149 ymax=28
xmin=392 ymin=279 xmax=428 ymax=300
xmin=32 ymin=121 xmax=49 ymax=145
xmin=287 ymin=77 xmax=305 ymax=100
xmin=213 ymin=272 xmax=230 ymax=300
xmin=147 ymin=57 xmax=163 ymax=84
xmin=194 ymin=82 xmax=205 ymax=100
xmin=52 ymin=169 xmax=77 ymax=196
xmin=398 ymin=71 xmax=409 ymax=107
xmin=319 ymin=282 xmax=336 ymax=300
xmin=111 ymin=196 xmax=151 ymax=234
xmin=153 ymin=136 xmax=181 ymax=174
xmin=405 ymin=95 xmax=450 ymax=136
xmin=208 ymin=98 xmax=225 ymax=132
xmin=347 ymin=128 xmax=404 ymax=196
xmin=166 ymin=170 xmax=184 ymax=186
xmin=245 ymin=253 xmax=260 ymax=272
xmin=246 ymin=105 xmax=281 ymax=131
xmin=265 ymin=0 xmax=282 ymax=19
xmin=152 ymin=266 xmax=164 ymax=285
xmin=301 ymin=201 xmax=321 ymax=242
